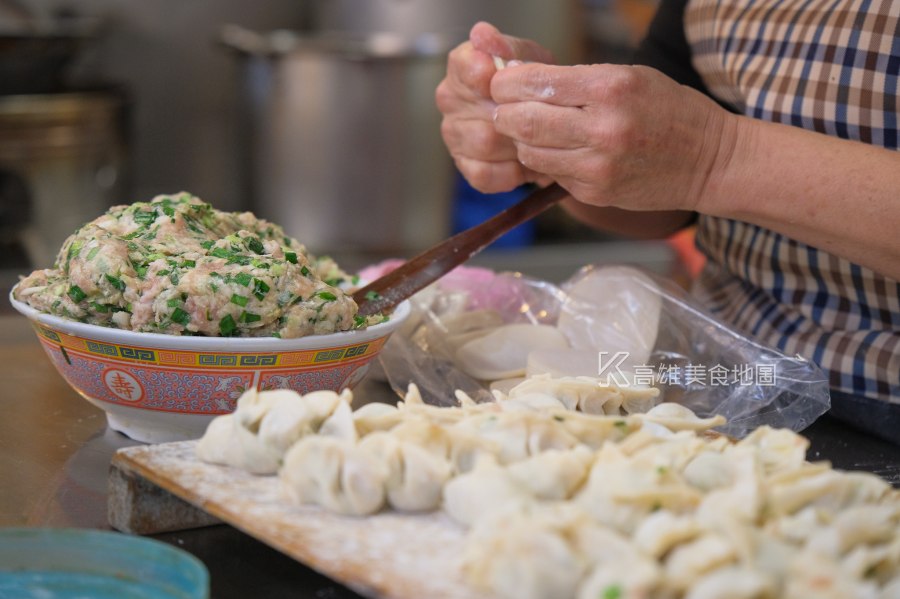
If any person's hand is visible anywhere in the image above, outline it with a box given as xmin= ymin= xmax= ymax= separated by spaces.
xmin=490 ymin=62 xmax=737 ymax=212
xmin=435 ymin=22 xmax=555 ymax=194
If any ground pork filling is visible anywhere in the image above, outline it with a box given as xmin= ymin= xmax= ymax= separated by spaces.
xmin=13 ymin=192 xmax=383 ymax=338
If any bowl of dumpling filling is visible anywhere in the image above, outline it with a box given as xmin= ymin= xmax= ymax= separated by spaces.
xmin=10 ymin=193 xmax=409 ymax=443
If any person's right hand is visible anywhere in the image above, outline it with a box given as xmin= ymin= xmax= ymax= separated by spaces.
xmin=435 ymin=22 xmax=555 ymax=194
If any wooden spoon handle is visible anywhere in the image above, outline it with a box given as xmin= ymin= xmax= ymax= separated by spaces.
xmin=353 ymin=183 xmax=568 ymax=317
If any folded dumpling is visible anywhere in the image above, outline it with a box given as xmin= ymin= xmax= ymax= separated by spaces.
xmin=506 ymin=446 xmax=594 ymax=501
xmin=359 ymin=432 xmax=452 ymax=512
xmin=280 ymin=435 xmax=387 ymax=516
xmin=442 ymin=456 xmax=532 ymax=527
xmin=196 ymin=388 xmax=350 ymax=474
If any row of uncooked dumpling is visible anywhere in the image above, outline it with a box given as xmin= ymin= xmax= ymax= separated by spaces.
xmin=196 ymin=377 xmax=711 ymax=517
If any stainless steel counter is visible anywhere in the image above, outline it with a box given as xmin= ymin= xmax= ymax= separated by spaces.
xmin=2 ymin=313 xmax=898 ymax=599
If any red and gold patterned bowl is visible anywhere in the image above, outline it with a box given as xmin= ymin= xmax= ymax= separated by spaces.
xmin=10 ymin=293 xmax=410 ymax=443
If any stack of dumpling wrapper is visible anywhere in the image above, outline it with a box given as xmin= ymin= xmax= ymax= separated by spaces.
xmin=398 ymin=265 xmax=664 ymax=391
xmin=197 ymin=382 xmax=900 ymax=599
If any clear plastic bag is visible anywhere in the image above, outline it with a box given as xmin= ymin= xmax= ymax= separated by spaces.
xmin=374 ymin=263 xmax=830 ymax=438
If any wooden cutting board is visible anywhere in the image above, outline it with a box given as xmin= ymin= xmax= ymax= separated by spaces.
xmin=109 ymin=441 xmax=488 ymax=599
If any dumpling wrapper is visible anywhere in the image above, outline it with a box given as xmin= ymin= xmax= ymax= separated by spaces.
xmin=804 ymin=504 xmax=900 ymax=559
xmin=489 ymin=377 xmax=527 ymax=395
xmin=632 ymin=510 xmax=703 ymax=558
xmin=196 ymin=388 xmax=349 ymax=474
xmin=637 ymin=402 xmax=726 ymax=431
xmin=784 ymin=551 xmax=881 ymax=599
xmin=455 ymin=324 xmax=569 ymax=381
xmin=280 ymin=435 xmax=387 ymax=516
xmin=196 ymin=413 xmax=282 ymax=475
xmin=576 ymin=558 xmax=661 ymax=599
xmin=442 ymin=457 xmax=532 ymax=527
xmin=426 ymin=310 xmax=502 ymax=362
xmin=507 ymin=373 xmax=660 ymax=415
xmin=359 ymin=432 xmax=452 ymax=512
xmin=464 ymin=502 xmax=605 ymax=599
xmin=352 ymin=402 xmax=404 ymax=436
xmin=526 ymin=348 xmax=603 ymax=379
xmin=506 ymin=446 xmax=593 ymax=501
xmin=682 ymin=567 xmax=774 ymax=599
xmin=737 ymin=426 xmax=809 ymax=474
xmin=388 ymin=416 xmax=453 ymax=459
xmin=463 ymin=520 xmax=584 ymax=599
xmin=682 ymin=451 xmax=734 ymax=492
xmin=499 ymin=392 xmax=567 ymax=413
xmin=233 ymin=388 xmax=293 ymax=432
xmin=452 ymin=410 xmax=580 ymax=464
xmin=548 ymin=410 xmax=643 ymax=449
xmin=318 ymin=399 xmax=357 ymax=442
xmin=556 ymin=265 xmax=662 ymax=369
xmin=664 ymin=535 xmax=738 ymax=592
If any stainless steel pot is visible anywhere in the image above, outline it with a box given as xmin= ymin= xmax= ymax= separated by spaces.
xmin=223 ymin=26 xmax=456 ymax=255
xmin=223 ymin=2 xmax=577 ymax=255
xmin=0 ymin=90 xmax=129 ymax=267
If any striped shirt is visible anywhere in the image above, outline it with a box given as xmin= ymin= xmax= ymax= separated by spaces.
xmin=684 ymin=0 xmax=900 ymax=402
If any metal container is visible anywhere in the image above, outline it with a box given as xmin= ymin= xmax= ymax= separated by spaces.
xmin=224 ymin=27 xmax=455 ymax=255
xmin=0 ymin=90 xmax=129 ymax=267
xmin=224 ymin=2 xmax=577 ymax=255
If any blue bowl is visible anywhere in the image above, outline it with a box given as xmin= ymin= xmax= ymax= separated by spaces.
xmin=0 ymin=528 xmax=209 ymax=599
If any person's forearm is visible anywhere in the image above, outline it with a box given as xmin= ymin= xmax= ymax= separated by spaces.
xmin=561 ymin=199 xmax=696 ymax=240
xmin=700 ymin=115 xmax=900 ymax=280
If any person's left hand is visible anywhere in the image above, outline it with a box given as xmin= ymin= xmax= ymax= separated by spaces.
xmin=490 ymin=62 xmax=737 ymax=212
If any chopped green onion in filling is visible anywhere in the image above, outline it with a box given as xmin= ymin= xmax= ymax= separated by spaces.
xmin=240 ymin=311 xmax=261 ymax=323
xmin=219 ymin=314 xmax=237 ymax=336
xmin=230 ymin=294 xmax=248 ymax=307
xmin=232 ymin=272 xmax=252 ymax=287
xmin=134 ymin=210 xmax=157 ymax=225
xmin=90 ymin=302 xmax=109 ymax=313
xmin=171 ymin=307 xmax=190 ymax=326
xmin=246 ymin=237 xmax=265 ymax=254
xmin=67 ymin=285 xmax=87 ymax=302
xmin=253 ymin=279 xmax=270 ymax=300
xmin=105 ymin=274 xmax=126 ymax=292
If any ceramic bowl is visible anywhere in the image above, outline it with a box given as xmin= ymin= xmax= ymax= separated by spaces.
xmin=11 ymin=292 xmax=409 ymax=443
